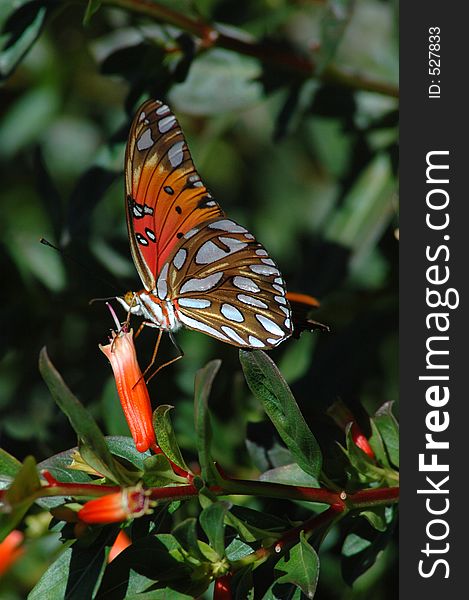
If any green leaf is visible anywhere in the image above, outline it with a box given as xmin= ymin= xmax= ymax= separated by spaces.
xmin=169 ymin=49 xmax=262 ymax=115
xmin=342 ymin=533 xmax=372 ymax=557
xmin=0 ymin=455 xmax=41 ymax=541
xmin=275 ymin=532 xmax=320 ymax=599
xmin=28 ymin=530 xmax=110 ymax=600
xmin=39 ymin=347 xmax=134 ymax=485
xmin=341 ymin=515 xmax=397 ymax=585
xmin=28 ymin=545 xmax=74 ymax=600
xmin=263 ymin=583 xmax=303 ymax=600
xmin=316 ymin=0 xmax=354 ymax=74
xmin=232 ymin=565 xmax=254 ymax=600
xmin=260 ymin=463 xmax=320 ymax=487
xmin=194 ymin=360 xmax=221 ymax=482
xmin=0 ymin=447 xmax=21 ymax=479
xmin=83 ymin=0 xmax=101 ymax=26
xmin=225 ymin=506 xmax=286 ymax=543
xmin=199 ymin=501 xmax=228 ymax=559
xmin=105 ymin=436 xmax=150 ymax=471
xmin=368 ymin=419 xmax=390 ymax=468
xmin=344 ymin=424 xmax=385 ymax=483
xmin=239 ymin=350 xmax=322 ymax=479
xmin=172 ymin=518 xmax=207 ymax=562
xmin=97 ymin=534 xmax=192 ymax=597
xmin=373 ymin=402 xmax=399 ymax=468
xmin=36 ymin=448 xmax=93 ymax=509
xmin=153 ymin=405 xmax=190 ymax=473
xmin=226 ymin=539 xmax=254 ymax=561
xmin=0 ymin=2 xmax=47 ymax=81
xmin=143 ymin=454 xmax=187 ymax=487
xmin=359 ymin=506 xmax=387 ymax=532
xmin=125 ymin=591 xmax=192 ymax=600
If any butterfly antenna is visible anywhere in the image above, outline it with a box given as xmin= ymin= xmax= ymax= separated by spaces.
xmin=40 ymin=237 xmax=121 ymax=293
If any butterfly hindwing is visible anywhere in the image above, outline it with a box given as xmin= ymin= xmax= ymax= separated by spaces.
xmin=125 ymin=99 xmax=224 ymax=290
xmin=156 ymin=218 xmax=293 ymax=348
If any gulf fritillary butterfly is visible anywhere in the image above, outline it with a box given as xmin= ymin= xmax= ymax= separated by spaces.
xmin=116 ymin=99 xmax=293 ymax=349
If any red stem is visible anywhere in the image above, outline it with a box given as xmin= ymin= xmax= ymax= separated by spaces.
xmin=103 ymin=0 xmax=398 ymax=98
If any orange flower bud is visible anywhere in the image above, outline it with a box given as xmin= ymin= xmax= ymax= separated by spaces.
xmin=100 ymin=330 xmax=156 ymax=453
xmin=78 ymin=488 xmax=151 ymax=524
xmin=108 ymin=529 xmax=132 ymax=562
xmin=0 ymin=530 xmax=24 ymax=577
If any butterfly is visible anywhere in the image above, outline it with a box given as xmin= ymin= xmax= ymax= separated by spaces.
xmin=116 ymin=99 xmax=293 ymax=350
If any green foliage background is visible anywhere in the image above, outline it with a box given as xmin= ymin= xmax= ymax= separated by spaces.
xmin=0 ymin=0 xmax=398 ymax=597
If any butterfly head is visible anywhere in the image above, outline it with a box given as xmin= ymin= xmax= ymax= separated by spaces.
xmin=116 ymin=291 xmax=143 ymax=316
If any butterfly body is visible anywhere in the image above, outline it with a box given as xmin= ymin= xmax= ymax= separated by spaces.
xmin=121 ymin=99 xmax=293 ymax=349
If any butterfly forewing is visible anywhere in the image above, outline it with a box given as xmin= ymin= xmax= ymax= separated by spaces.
xmin=160 ymin=218 xmax=293 ymax=348
xmin=125 ymin=99 xmax=224 ymax=290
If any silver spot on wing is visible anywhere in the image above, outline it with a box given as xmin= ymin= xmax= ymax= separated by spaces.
xmin=137 ymin=129 xmax=154 ymax=151
xmin=168 ymin=141 xmax=185 ymax=167
xmin=173 ymin=248 xmax=187 ymax=270
xmin=220 ymin=303 xmax=244 ymax=323
xmin=255 ymin=314 xmax=284 ymax=337
xmin=250 ymin=264 xmax=280 ymax=276
xmin=158 ymin=115 xmax=176 ymax=133
xmin=221 ymin=326 xmax=247 ymax=345
xmin=180 ymin=272 xmax=223 ymax=294
xmin=233 ymin=276 xmax=260 ymax=293
xmin=157 ymin=263 xmax=169 ymax=300
xmin=178 ymin=298 xmax=211 ymax=309
xmin=178 ymin=312 xmax=229 ymax=341
xmin=208 ymin=219 xmax=247 ymax=234
xmin=156 ymin=104 xmax=170 ymax=116
xmin=248 ymin=335 xmax=265 ymax=348
xmin=237 ymin=294 xmax=268 ymax=309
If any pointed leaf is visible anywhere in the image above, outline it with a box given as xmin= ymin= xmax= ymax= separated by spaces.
xmin=239 ymin=351 xmax=322 ymax=478
xmin=172 ymin=518 xmax=207 ymax=562
xmin=0 ymin=456 xmax=41 ymax=541
xmin=0 ymin=447 xmax=21 ymax=479
xmin=153 ymin=405 xmax=190 ymax=473
xmin=373 ymin=402 xmax=399 ymax=468
xmin=143 ymin=454 xmax=187 ymax=487
xmin=0 ymin=2 xmax=47 ymax=81
xmin=275 ymin=532 xmax=319 ymax=598
xmin=194 ymin=360 xmax=221 ymax=482
xmin=28 ymin=530 xmax=109 ymax=600
xmin=83 ymin=0 xmax=101 ymax=26
xmin=39 ymin=347 xmax=134 ymax=485
xmin=199 ymin=501 xmax=228 ymax=559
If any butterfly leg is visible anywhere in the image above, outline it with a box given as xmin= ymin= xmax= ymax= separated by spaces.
xmin=134 ymin=321 xmax=146 ymax=339
xmin=145 ymin=331 xmax=184 ymax=384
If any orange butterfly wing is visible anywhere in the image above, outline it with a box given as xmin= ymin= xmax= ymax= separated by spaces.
xmin=125 ymin=99 xmax=224 ymax=290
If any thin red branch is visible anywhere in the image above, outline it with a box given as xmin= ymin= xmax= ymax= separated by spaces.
xmin=347 ymin=485 xmax=399 ymax=508
xmin=102 ymin=0 xmax=398 ymax=98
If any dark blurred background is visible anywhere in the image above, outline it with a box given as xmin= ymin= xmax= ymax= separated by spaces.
xmin=0 ymin=0 xmax=398 ymax=597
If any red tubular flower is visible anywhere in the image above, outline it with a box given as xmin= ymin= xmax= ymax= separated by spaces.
xmin=100 ymin=330 xmax=156 ymax=453
xmin=108 ymin=530 xmax=132 ymax=562
xmin=0 ymin=530 xmax=24 ymax=577
xmin=327 ymin=399 xmax=375 ymax=459
xmin=350 ymin=423 xmax=375 ymax=459
xmin=214 ymin=574 xmax=233 ymax=600
xmin=78 ymin=488 xmax=151 ymax=524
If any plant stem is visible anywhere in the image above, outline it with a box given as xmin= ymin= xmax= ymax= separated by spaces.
xmin=100 ymin=0 xmax=398 ymax=98
xmin=6 ymin=475 xmax=398 ymax=511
